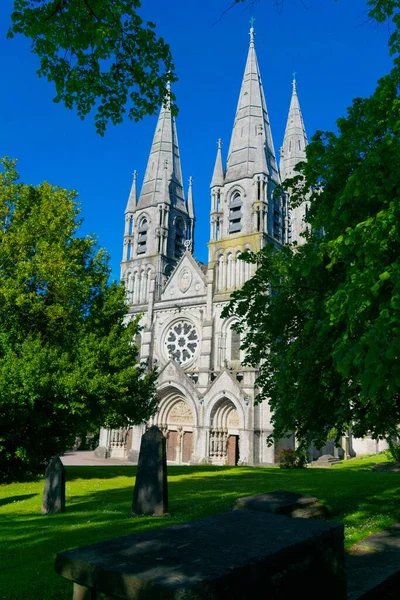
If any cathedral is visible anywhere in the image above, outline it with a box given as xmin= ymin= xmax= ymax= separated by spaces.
xmin=96 ymin=26 xmax=386 ymax=465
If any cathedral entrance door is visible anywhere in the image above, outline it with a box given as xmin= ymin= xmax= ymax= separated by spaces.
xmin=167 ymin=431 xmax=178 ymax=462
xmin=182 ymin=432 xmax=193 ymax=463
xmin=227 ymin=435 xmax=239 ymax=466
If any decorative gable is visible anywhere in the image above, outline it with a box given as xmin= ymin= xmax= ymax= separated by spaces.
xmin=161 ymin=252 xmax=207 ymax=301
xmin=204 ymin=369 xmax=246 ymax=403
xmin=158 ymin=360 xmax=199 ymax=398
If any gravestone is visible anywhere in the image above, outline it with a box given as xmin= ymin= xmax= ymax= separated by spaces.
xmin=234 ymin=490 xmax=331 ymax=519
xmin=41 ymin=455 xmax=65 ymax=515
xmin=311 ymin=454 xmax=342 ymax=467
xmin=132 ymin=426 xmax=168 ymax=516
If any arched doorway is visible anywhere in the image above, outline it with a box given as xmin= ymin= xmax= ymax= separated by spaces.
xmin=209 ymin=398 xmax=240 ymax=465
xmin=154 ymin=389 xmax=195 ymax=464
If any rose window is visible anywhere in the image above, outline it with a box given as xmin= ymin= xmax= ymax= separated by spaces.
xmin=165 ymin=320 xmax=199 ymax=366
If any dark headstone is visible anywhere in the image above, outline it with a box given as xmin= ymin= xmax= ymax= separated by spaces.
xmin=41 ymin=456 xmax=65 ymax=515
xmin=132 ymin=425 xmax=167 ymax=516
xmin=234 ymin=489 xmax=331 ymax=519
xmin=55 ymin=510 xmax=347 ymax=599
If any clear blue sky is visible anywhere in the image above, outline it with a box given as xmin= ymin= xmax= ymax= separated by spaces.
xmin=0 ymin=0 xmax=394 ymax=280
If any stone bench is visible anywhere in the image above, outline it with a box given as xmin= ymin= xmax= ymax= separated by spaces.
xmin=55 ymin=510 xmax=346 ymax=599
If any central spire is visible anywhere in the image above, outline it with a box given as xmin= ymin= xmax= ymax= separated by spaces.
xmin=225 ymin=25 xmax=279 ymax=183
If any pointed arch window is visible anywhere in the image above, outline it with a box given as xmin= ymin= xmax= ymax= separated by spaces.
xmin=128 ymin=216 xmax=133 ymax=235
xmin=229 ymin=192 xmax=242 ymax=234
xmin=137 ymin=217 xmax=148 ymax=254
xmin=175 ymin=217 xmax=186 ymax=258
xmin=231 ymin=329 xmax=241 ymax=361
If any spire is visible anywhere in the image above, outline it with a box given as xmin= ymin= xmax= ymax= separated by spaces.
xmin=125 ymin=170 xmax=137 ymax=213
xmin=225 ymin=24 xmax=279 ymax=183
xmin=210 ymin=138 xmax=224 ymax=187
xmin=280 ymin=75 xmax=308 ymax=182
xmin=137 ymin=87 xmax=186 ymax=211
xmin=160 ymin=159 xmax=171 ymax=204
xmin=253 ymin=125 xmax=268 ymax=175
xmin=187 ymin=176 xmax=195 ymax=220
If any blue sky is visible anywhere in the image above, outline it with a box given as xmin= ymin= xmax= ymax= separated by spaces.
xmin=0 ymin=0 xmax=394 ymax=280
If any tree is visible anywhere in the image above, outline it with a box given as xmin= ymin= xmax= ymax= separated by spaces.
xmin=8 ymin=0 xmax=176 ymax=135
xmin=224 ymin=42 xmax=400 ymax=449
xmin=0 ymin=158 xmax=157 ymax=480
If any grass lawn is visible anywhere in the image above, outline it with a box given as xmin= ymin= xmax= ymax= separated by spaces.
xmin=1 ymin=452 xmax=400 ymax=599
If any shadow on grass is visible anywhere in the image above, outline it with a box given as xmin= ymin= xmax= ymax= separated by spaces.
xmin=0 ymin=493 xmax=38 ymax=507
xmin=2 ymin=464 xmax=400 ymax=600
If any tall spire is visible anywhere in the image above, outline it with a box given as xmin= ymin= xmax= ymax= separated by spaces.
xmin=210 ymin=138 xmax=224 ymax=187
xmin=280 ymin=75 xmax=308 ymax=182
xmin=137 ymin=87 xmax=186 ymax=211
xmin=125 ymin=170 xmax=137 ymax=212
xmin=225 ymin=24 xmax=279 ymax=183
xmin=253 ymin=125 xmax=268 ymax=175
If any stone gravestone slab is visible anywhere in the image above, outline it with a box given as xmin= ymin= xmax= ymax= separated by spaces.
xmin=42 ymin=455 xmax=65 ymax=515
xmin=132 ymin=426 xmax=167 ymax=516
xmin=311 ymin=454 xmax=342 ymax=467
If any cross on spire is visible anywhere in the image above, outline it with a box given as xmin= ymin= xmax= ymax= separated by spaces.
xmin=249 ymin=16 xmax=255 ymax=45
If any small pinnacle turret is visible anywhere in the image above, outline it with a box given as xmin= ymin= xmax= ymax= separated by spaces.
xmin=210 ymin=139 xmax=224 ymax=188
xmin=280 ymin=75 xmax=308 ymax=182
xmin=187 ymin=176 xmax=195 ymax=221
xmin=125 ymin=170 xmax=137 ymax=213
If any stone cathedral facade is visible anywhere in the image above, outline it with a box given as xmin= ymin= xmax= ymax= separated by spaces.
xmin=97 ymin=27 xmax=385 ymax=464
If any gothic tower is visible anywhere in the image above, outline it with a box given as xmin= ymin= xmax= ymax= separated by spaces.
xmin=208 ymin=25 xmax=283 ymax=295
xmin=121 ymin=86 xmax=194 ymax=305
xmin=280 ymin=76 xmax=309 ymax=244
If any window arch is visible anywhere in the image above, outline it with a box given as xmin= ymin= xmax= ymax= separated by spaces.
xmin=229 ymin=192 xmax=242 ymax=234
xmin=175 ymin=217 xmax=186 ymax=258
xmin=231 ymin=329 xmax=241 ymax=361
xmin=137 ymin=217 xmax=148 ymax=254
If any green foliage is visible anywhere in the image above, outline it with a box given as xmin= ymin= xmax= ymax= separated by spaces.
xmin=225 ymin=57 xmax=400 ymax=448
xmin=8 ymin=1 xmax=176 ymax=135
xmin=276 ymin=448 xmax=306 ymax=469
xmin=0 ymin=158 xmax=157 ymax=480
xmin=387 ymin=436 xmax=400 ymax=462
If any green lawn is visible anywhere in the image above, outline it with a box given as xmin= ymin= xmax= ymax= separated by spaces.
xmin=1 ymin=453 xmax=400 ymax=600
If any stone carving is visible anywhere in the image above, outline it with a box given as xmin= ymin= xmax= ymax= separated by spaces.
xmin=227 ymin=408 xmax=240 ymax=428
xmin=179 ymin=267 xmax=192 ymax=293
xmin=42 ymin=456 xmax=65 ymax=514
xmin=166 ymin=364 xmax=175 ymax=376
xmin=132 ymin=426 xmax=168 ymax=516
xmin=168 ymin=400 xmax=194 ymax=425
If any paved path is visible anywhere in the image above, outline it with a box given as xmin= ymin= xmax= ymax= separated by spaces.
xmin=60 ymin=451 xmax=137 ymax=467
